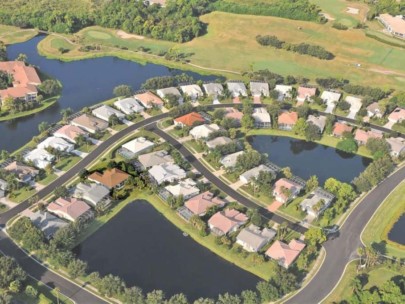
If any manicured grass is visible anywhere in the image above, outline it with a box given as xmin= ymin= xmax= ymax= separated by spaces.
xmin=111 ymin=123 xmax=128 ymax=132
xmin=184 ymin=139 xmax=205 ymax=153
xmin=0 ymin=203 xmax=9 ymax=214
xmin=38 ymin=173 xmax=58 ymax=186
xmin=240 ymin=185 xmax=274 ymax=207
xmin=168 ymin=128 xmax=185 ymax=138
xmin=0 ymin=25 xmax=38 ymax=44
xmin=9 ymin=187 xmax=36 ymax=203
xmin=361 ymin=181 xmax=405 ymax=259
xmin=279 ymin=196 xmax=307 ymax=221
xmin=50 ymin=37 xmax=75 ymax=51
xmin=54 ymin=156 xmax=81 ymax=171
xmin=392 ymin=122 xmax=405 ymax=134
xmin=77 ymin=143 xmax=96 ymax=153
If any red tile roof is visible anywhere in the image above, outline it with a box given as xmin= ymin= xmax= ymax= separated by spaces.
xmin=185 ymin=191 xmax=225 ymax=215
xmin=265 ymin=239 xmax=306 ymax=268
xmin=174 ymin=112 xmax=204 ymax=127
xmin=333 ymin=122 xmax=353 ymax=137
xmin=134 ymin=91 xmax=164 ymax=107
xmin=88 ymin=168 xmax=130 ymax=189
xmin=225 ymin=108 xmax=243 ymax=121
xmin=354 ymin=129 xmax=383 ymax=144
xmin=388 ymin=107 xmax=405 ymax=123
xmin=273 ymin=178 xmax=302 ymax=202
xmin=208 ymin=209 xmax=248 ymax=235
xmin=297 ymin=87 xmax=316 ymax=100
xmin=278 ymin=112 xmax=298 ymax=126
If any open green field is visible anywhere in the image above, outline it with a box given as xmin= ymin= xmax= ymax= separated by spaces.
xmin=361 ymin=181 xmax=405 ymax=259
xmin=0 ymin=24 xmax=38 ymax=45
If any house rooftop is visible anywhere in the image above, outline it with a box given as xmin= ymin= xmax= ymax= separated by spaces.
xmin=278 ymin=111 xmax=298 ymax=125
xmin=252 ymin=107 xmax=271 ymax=123
xmin=88 ymin=168 xmax=130 ymax=189
xmin=157 ymin=87 xmax=182 ymax=97
xmin=250 ymin=82 xmax=270 ymax=96
xmin=354 ymin=129 xmax=383 ymax=144
xmin=165 ymin=179 xmax=200 ymax=198
xmin=73 ymin=182 xmax=110 ymax=206
xmin=225 ymin=107 xmax=243 ymax=121
xmin=148 ymin=163 xmax=186 ymax=184
xmin=184 ymin=191 xmax=225 ymax=215
xmin=71 ymin=114 xmax=109 ymax=132
xmin=297 ymin=87 xmax=317 ymax=100
xmin=122 ymin=137 xmax=154 ymax=155
xmin=190 ymin=123 xmax=220 ymax=139
xmin=114 ymin=97 xmax=144 ymax=114
xmin=307 ymin=115 xmax=326 ymax=132
xmin=208 ymin=209 xmax=248 ymax=235
xmin=265 ymin=239 xmax=306 ymax=268
xmin=388 ymin=107 xmax=405 ymax=122
xmin=138 ymin=150 xmax=173 ymax=169
xmin=203 ymin=83 xmax=224 ymax=96
xmin=54 ymin=125 xmax=86 ymax=142
xmin=37 ymin=136 xmax=74 ymax=152
xmin=206 ymin=136 xmax=233 ymax=149
xmin=333 ymin=122 xmax=353 ymax=136
xmin=134 ymin=91 xmax=163 ymax=108
xmin=47 ymin=197 xmax=91 ymax=221
xmin=386 ymin=137 xmax=405 ymax=155
xmin=237 ymin=224 xmax=276 ymax=252
xmin=92 ymin=105 xmax=125 ymax=121
xmin=174 ymin=112 xmax=205 ymax=127
xmin=220 ymin=151 xmax=244 ymax=168
xmin=321 ymin=91 xmax=341 ymax=102
xmin=21 ymin=210 xmax=68 ymax=239
xmin=379 ymin=14 xmax=405 ymax=36
xmin=240 ymin=164 xmax=275 ymax=183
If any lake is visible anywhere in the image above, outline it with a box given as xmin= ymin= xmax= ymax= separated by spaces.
xmin=74 ymin=201 xmax=260 ymax=300
xmin=388 ymin=214 xmax=405 ymax=245
xmin=248 ymin=135 xmax=371 ymax=184
xmin=2 ymin=35 xmax=218 ymax=152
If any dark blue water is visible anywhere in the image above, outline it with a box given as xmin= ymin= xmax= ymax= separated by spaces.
xmin=388 ymin=214 xmax=405 ymax=245
xmin=1 ymin=35 xmax=217 ymax=152
xmin=248 ymin=135 xmax=371 ymax=184
xmin=75 ymin=201 xmax=260 ymax=300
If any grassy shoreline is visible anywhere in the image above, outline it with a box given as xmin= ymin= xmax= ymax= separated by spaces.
xmin=0 ymin=25 xmax=38 ymax=45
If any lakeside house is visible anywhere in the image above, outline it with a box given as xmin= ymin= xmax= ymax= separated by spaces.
xmin=386 ymin=137 xmax=405 ymax=157
xmin=165 ymin=179 xmax=200 ymax=200
xmin=306 ymin=115 xmax=326 ymax=133
xmin=0 ymin=179 xmax=8 ymax=198
xmin=121 ymin=137 xmax=154 ymax=156
xmin=332 ymin=122 xmax=353 ymax=137
xmin=278 ymin=111 xmax=298 ymax=130
xmin=274 ymin=85 xmax=292 ymax=101
xmin=366 ymin=102 xmax=384 ymax=118
xmin=227 ymin=81 xmax=248 ymax=97
xmin=300 ymin=188 xmax=335 ymax=218
xmin=92 ymin=105 xmax=125 ymax=122
xmin=273 ymin=178 xmax=304 ymax=204
xmin=206 ymin=136 xmax=233 ymax=149
xmin=220 ymin=151 xmax=244 ymax=168
xmin=148 ymin=163 xmax=186 ymax=185
xmin=4 ymin=161 xmax=38 ymax=184
xmin=73 ymin=182 xmax=111 ymax=208
xmin=174 ymin=112 xmax=205 ymax=128
xmin=190 ymin=123 xmax=220 ymax=140
xmin=180 ymin=84 xmax=204 ymax=100
xmin=388 ymin=107 xmax=405 ymax=124
xmin=250 ymin=82 xmax=270 ymax=97
xmin=0 ymin=61 xmax=42 ymax=104
xmin=208 ymin=209 xmax=248 ymax=236
xmin=24 ymin=148 xmax=55 ymax=169
xmin=252 ymin=107 xmax=271 ymax=128
xmin=225 ymin=108 xmax=243 ymax=125
xmin=71 ymin=114 xmax=109 ymax=134
xmin=321 ymin=91 xmax=341 ymax=113
xmin=134 ymin=91 xmax=164 ymax=109
xmin=114 ymin=97 xmax=144 ymax=114
xmin=184 ymin=191 xmax=226 ymax=216
xmin=297 ymin=87 xmax=317 ymax=104
xmin=54 ymin=125 xmax=87 ymax=144
xmin=236 ymin=224 xmax=276 ymax=252
xmin=88 ymin=168 xmax=130 ymax=190
xmin=265 ymin=239 xmax=306 ymax=268
xmin=377 ymin=14 xmax=405 ymax=39
xmin=203 ymin=83 xmax=224 ymax=97
xmin=47 ymin=197 xmax=93 ymax=222
xmin=156 ymin=87 xmax=184 ymax=104
xmin=21 ymin=210 xmax=68 ymax=240
xmin=38 ymin=136 xmax=74 ymax=153
xmin=354 ymin=129 xmax=383 ymax=145
xmin=345 ymin=96 xmax=362 ymax=119
xmin=239 ymin=164 xmax=276 ymax=185
xmin=137 ymin=150 xmax=174 ymax=170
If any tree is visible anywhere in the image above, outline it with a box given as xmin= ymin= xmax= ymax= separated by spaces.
xmin=216 ymin=293 xmax=241 ymax=304
xmin=146 ymin=290 xmax=165 ymax=304
xmin=38 ymin=79 xmax=60 ymax=96
xmin=324 ymin=114 xmax=335 ymax=135
xmin=123 ymin=286 xmax=145 ymax=304
xmin=296 ymin=105 xmax=310 ymax=118
xmin=108 ymin=114 xmax=121 ymax=127
xmin=0 ymin=256 xmax=26 ymax=291
xmin=0 ymin=150 xmax=9 ymax=160
xmin=254 ymin=170 xmax=275 ymax=194
xmin=282 ymin=167 xmax=293 ymax=179
xmin=60 ymin=108 xmax=73 ymax=121
xmin=25 ymin=285 xmax=39 ymax=298
xmin=113 ymin=84 xmax=133 ymax=97
xmin=167 ymin=293 xmax=188 ymax=304
xmin=306 ymin=175 xmax=318 ymax=193
xmin=53 ymin=186 xmax=69 ymax=198
xmin=241 ymin=290 xmax=259 ymax=304
xmin=256 ymin=281 xmax=279 ymax=302
xmin=67 ymin=259 xmax=87 ymax=279
xmin=235 ymin=150 xmax=264 ymax=172
xmin=38 ymin=121 xmax=49 ymax=134
xmin=336 ymin=138 xmax=358 ymax=153
xmin=366 ymin=138 xmax=390 ymax=159
xmin=292 ymin=118 xmax=307 ymax=136
xmin=305 ymin=123 xmax=321 ymax=141
xmin=16 ymin=53 xmax=27 ymax=64
xmin=241 ymin=114 xmax=254 ymax=130
xmin=193 ymin=298 xmax=215 ymax=304
xmin=304 ymin=227 xmax=327 ymax=246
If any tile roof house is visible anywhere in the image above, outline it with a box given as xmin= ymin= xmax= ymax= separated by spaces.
xmin=148 ymin=163 xmax=186 ymax=184
xmin=134 ymin=91 xmax=164 ymax=109
xmin=114 ymin=97 xmax=144 ymax=114
xmin=184 ymin=191 xmax=226 ymax=216
xmin=190 ymin=123 xmax=220 ymax=140
xmin=252 ymin=107 xmax=271 ymax=128
xmin=300 ymin=188 xmax=335 ymax=218
xmin=250 ymin=82 xmax=270 ymax=97
xmin=354 ymin=129 xmax=383 ymax=145
xmin=206 ymin=136 xmax=233 ymax=149
xmin=121 ymin=137 xmax=154 ymax=156
xmin=225 ymin=108 xmax=243 ymax=124
xmin=220 ymin=151 xmax=244 ymax=168
xmin=227 ymin=81 xmax=248 ymax=97
xmin=54 ymin=125 xmax=87 ymax=143
xmin=180 ymin=84 xmax=203 ymax=100
xmin=165 ymin=179 xmax=200 ymax=200
xmin=265 ymin=239 xmax=306 ymax=268
xmin=4 ymin=161 xmax=38 ymax=183
xmin=22 ymin=210 xmax=68 ymax=240
xmin=278 ymin=111 xmax=298 ymax=130
xmin=92 ymin=105 xmax=125 ymax=122
xmin=38 ymin=136 xmax=74 ymax=152
xmin=386 ymin=137 xmax=405 ymax=157
xmin=73 ymin=182 xmax=111 ymax=207
xmin=236 ymin=224 xmax=276 ymax=252
xmin=332 ymin=122 xmax=353 ymax=137
xmin=174 ymin=112 xmax=205 ymax=127
xmin=274 ymin=85 xmax=293 ymax=101
xmin=71 ymin=114 xmax=109 ymax=134
xmin=297 ymin=87 xmax=317 ymax=104
xmin=366 ymin=102 xmax=384 ymax=118
xmin=378 ymin=14 xmax=405 ymax=39
xmin=273 ymin=178 xmax=303 ymax=204
xmin=320 ymin=91 xmax=341 ymax=103
xmin=156 ymin=87 xmax=183 ymax=104
xmin=138 ymin=150 xmax=174 ymax=169
xmin=306 ymin=115 xmax=327 ymax=133
xmin=208 ymin=209 xmax=248 ymax=236
xmin=47 ymin=197 xmax=93 ymax=222
xmin=24 ymin=148 xmax=55 ymax=169
xmin=388 ymin=107 xmax=405 ymax=123
xmin=88 ymin=168 xmax=130 ymax=190
xmin=240 ymin=164 xmax=276 ymax=185
xmin=203 ymin=83 xmax=224 ymax=97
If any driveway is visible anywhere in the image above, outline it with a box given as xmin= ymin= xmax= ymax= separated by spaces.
xmin=325 ymin=102 xmax=335 ymax=114
xmin=384 ymin=120 xmax=395 ymax=129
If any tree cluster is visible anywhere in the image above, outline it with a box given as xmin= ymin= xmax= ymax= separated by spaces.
xmin=141 ymin=73 xmax=195 ymax=90
xmin=342 ymin=84 xmax=392 ymax=101
xmin=0 ymin=256 xmax=27 ymax=293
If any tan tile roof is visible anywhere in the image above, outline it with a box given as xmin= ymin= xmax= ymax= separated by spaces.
xmin=354 ymin=129 xmax=383 ymax=144
xmin=185 ymin=191 xmax=225 ymax=215
xmin=388 ymin=107 xmax=405 ymax=122
xmin=88 ymin=168 xmax=130 ymax=189
xmin=208 ymin=209 xmax=248 ymax=235
xmin=265 ymin=239 xmax=305 ymax=268
xmin=54 ymin=125 xmax=86 ymax=141
xmin=47 ymin=197 xmax=91 ymax=221
xmin=333 ymin=122 xmax=353 ymax=136
xmin=379 ymin=14 xmax=405 ymax=35
xmin=134 ymin=91 xmax=163 ymax=107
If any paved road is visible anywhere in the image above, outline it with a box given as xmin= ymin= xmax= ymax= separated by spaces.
xmin=285 ymin=166 xmax=405 ymax=304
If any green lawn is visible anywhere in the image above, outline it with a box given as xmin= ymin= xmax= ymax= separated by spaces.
xmin=54 ymin=156 xmax=81 ymax=171
xmin=8 ymin=187 xmax=36 ymax=203
xmin=0 ymin=25 xmax=38 ymax=44
xmin=77 ymin=143 xmax=96 ymax=153
xmin=38 ymin=173 xmax=58 ymax=186
xmin=279 ymin=196 xmax=307 ymax=221
xmin=392 ymin=122 xmax=405 ymax=134
xmin=184 ymin=139 xmax=205 ymax=153
xmin=240 ymin=185 xmax=274 ymax=207
xmin=361 ymin=181 xmax=405 ymax=259
xmin=0 ymin=203 xmax=9 ymax=214
xmin=111 ymin=123 xmax=128 ymax=132
xmin=50 ymin=37 xmax=75 ymax=51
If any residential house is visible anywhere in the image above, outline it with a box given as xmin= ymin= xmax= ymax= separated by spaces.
xmin=92 ymin=105 xmax=125 ymax=122
xmin=225 ymin=108 xmax=243 ymax=125
xmin=148 ymin=163 xmax=186 ymax=185
xmin=190 ymin=123 xmax=220 ymax=140
xmin=236 ymin=224 xmax=276 ymax=252
xmin=47 ymin=197 xmax=93 ymax=222
xmin=184 ymin=191 xmax=226 ymax=216
xmin=321 ymin=91 xmax=341 ymax=103
xmin=38 ymin=136 xmax=74 ymax=153
xmin=137 ymin=150 xmax=174 ymax=170
xmin=274 ymin=85 xmax=292 ymax=101
xmin=0 ymin=179 xmax=7 ymax=198
xmin=147 ymin=0 xmax=167 ymax=7
xmin=206 ymin=136 xmax=233 ymax=149
xmin=354 ymin=129 xmax=383 ymax=145
xmin=388 ymin=107 xmax=405 ymax=123
xmin=250 ymin=82 xmax=270 ymax=97
xmin=24 ymin=148 xmax=55 ymax=169
xmin=73 ymin=182 xmax=111 ymax=208
xmin=203 ymin=83 xmax=224 ymax=97
xmin=220 ymin=151 xmax=244 ymax=168
xmin=180 ymin=84 xmax=203 ymax=100
xmin=134 ymin=91 xmax=164 ymax=109
xmin=174 ymin=112 xmax=205 ymax=128
xmin=4 ymin=161 xmax=38 ymax=183
xmin=265 ymin=239 xmax=306 ymax=268
xmin=88 ymin=168 xmax=130 ymax=190
xmin=21 ymin=210 xmax=68 ymax=240
xmin=306 ymin=115 xmax=326 ymax=133
xmin=165 ymin=179 xmax=200 ymax=200
xmin=278 ymin=111 xmax=298 ymax=130
xmin=366 ymin=102 xmax=384 ymax=118
xmin=386 ymin=137 xmax=405 ymax=157
xmin=332 ymin=122 xmax=353 ymax=137
xmin=377 ymin=14 xmax=405 ymax=39
xmin=121 ymin=137 xmax=154 ymax=156
xmin=297 ymin=87 xmax=317 ymax=104
xmin=114 ymin=97 xmax=144 ymax=114
xmin=156 ymin=87 xmax=183 ymax=104
xmin=273 ymin=178 xmax=303 ymax=204
xmin=239 ymin=164 xmax=275 ymax=185
xmin=54 ymin=125 xmax=87 ymax=144
xmin=300 ymin=188 xmax=335 ymax=218
xmin=252 ymin=107 xmax=271 ymax=128
xmin=71 ymin=114 xmax=109 ymax=134
xmin=208 ymin=209 xmax=248 ymax=236
xmin=227 ymin=81 xmax=248 ymax=97
xmin=345 ymin=96 xmax=362 ymax=119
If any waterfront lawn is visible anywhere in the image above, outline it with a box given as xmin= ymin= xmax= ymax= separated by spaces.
xmin=54 ymin=155 xmax=81 ymax=171
xmin=361 ymin=181 xmax=405 ymax=259
xmin=38 ymin=173 xmax=58 ymax=186
xmin=8 ymin=186 xmax=36 ymax=203
xmin=0 ymin=25 xmax=38 ymax=44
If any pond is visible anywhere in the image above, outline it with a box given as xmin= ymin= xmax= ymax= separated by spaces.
xmin=388 ymin=214 xmax=405 ymax=245
xmin=1 ymin=35 xmax=218 ymax=152
xmin=74 ymin=201 xmax=260 ymax=300
xmin=248 ymin=135 xmax=371 ymax=184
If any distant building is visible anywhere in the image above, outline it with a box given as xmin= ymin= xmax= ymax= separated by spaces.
xmin=278 ymin=111 xmax=298 ymax=130
xmin=24 ymin=148 xmax=55 ymax=169
xmin=156 ymin=87 xmax=183 ymax=104
xmin=306 ymin=115 xmax=326 ymax=133
xmin=88 ymin=168 xmax=130 ymax=190
xmin=366 ymin=102 xmax=384 ymax=118
xmin=165 ymin=179 xmax=200 ymax=200
xmin=134 ymin=91 xmax=164 ymax=109
xmin=220 ymin=151 xmax=244 ymax=168
xmin=54 ymin=125 xmax=87 ymax=144
xmin=227 ymin=81 xmax=248 ymax=97
xmin=114 ymin=97 xmax=144 ymax=114
xmin=148 ymin=163 xmax=186 ymax=185
xmin=38 ymin=136 xmax=74 ymax=153
xmin=332 ymin=122 xmax=353 ymax=137
xmin=225 ymin=108 xmax=243 ymax=125
xmin=71 ymin=114 xmax=109 ymax=134
xmin=236 ymin=224 xmax=276 ymax=252
xmin=73 ymin=182 xmax=111 ymax=208
xmin=354 ymin=129 xmax=383 ymax=145
xmin=4 ymin=161 xmax=38 ymax=184
xmin=180 ymin=84 xmax=203 ymax=100
xmin=274 ymin=85 xmax=292 ymax=101
xmin=273 ymin=178 xmax=303 ymax=204
xmin=386 ymin=137 xmax=405 ymax=157
xmin=189 ymin=123 xmax=220 ymax=140
xmin=184 ymin=191 xmax=226 ymax=216
xmin=300 ymin=188 xmax=335 ymax=218
xmin=121 ymin=137 xmax=154 ymax=156
xmin=250 ymin=82 xmax=270 ymax=97
xmin=377 ymin=14 xmax=405 ymax=39
xmin=265 ymin=239 xmax=306 ymax=268
xmin=297 ymin=87 xmax=317 ymax=104
xmin=138 ymin=150 xmax=174 ymax=170
xmin=252 ymin=107 xmax=271 ymax=128
xmin=321 ymin=91 xmax=341 ymax=103
xmin=206 ymin=136 xmax=233 ymax=149
xmin=388 ymin=107 xmax=405 ymax=124
xmin=240 ymin=165 xmax=275 ymax=185
xmin=92 ymin=105 xmax=125 ymax=122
